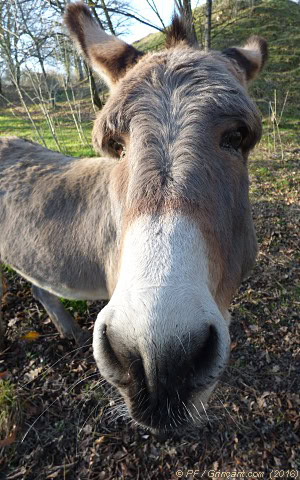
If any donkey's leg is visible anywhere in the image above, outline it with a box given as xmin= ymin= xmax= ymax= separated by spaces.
xmin=32 ymin=286 xmax=90 ymax=345
xmin=0 ymin=264 xmax=4 ymax=347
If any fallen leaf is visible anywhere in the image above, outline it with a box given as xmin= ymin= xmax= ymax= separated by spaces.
xmin=24 ymin=366 xmax=43 ymax=382
xmin=21 ymin=331 xmax=41 ymax=342
xmin=1 ymin=274 xmax=8 ymax=294
xmin=95 ymin=436 xmax=105 ymax=445
xmin=0 ymin=428 xmax=17 ymax=447
xmin=0 ymin=371 xmax=9 ymax=380
xmin=249 ymin=325 xmax=259 ymax=332
xmin=8 ymin=317 xmax=21 ymax=327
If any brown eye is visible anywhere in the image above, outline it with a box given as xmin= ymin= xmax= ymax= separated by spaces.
xmin=221 ymin=127 xmax=248 ymax=151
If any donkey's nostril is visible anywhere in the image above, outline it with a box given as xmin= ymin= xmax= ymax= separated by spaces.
xmin=98 ymin=322 xmax=141 ymax=388
xmin=192 ymin=325 xmax=219 ymax=381
xmin=102 ymin=324 xmax=107 ymax=336
xmin=100 ymin=323 xmax=123 ymax=376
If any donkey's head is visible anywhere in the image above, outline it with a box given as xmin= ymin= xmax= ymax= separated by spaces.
xmin=65 ymin=3 xmax=267 ymax=433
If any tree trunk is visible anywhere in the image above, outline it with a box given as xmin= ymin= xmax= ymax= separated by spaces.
xmin=64 ymin=49 xmax=71 ymax=85
xmin=100 ymin=0 xmax=116 ymax=35
xmin=75 ymin=56 xmax=84 ymax=82
xmin=204 ymin=0 xmax=212 ymax=51
xmin=36 ymin=50 xmax=52 ymax=101
xmin=90 ymin=6 xmax=105 ymax=30
xmin=87 ymin=67 xmax=103 ymax=110
xmin=16 ymin=64 xmax=21 ymax=87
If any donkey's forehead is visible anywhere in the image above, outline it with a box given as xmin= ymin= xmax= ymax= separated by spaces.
xmin=98 ymin=47 xmax=259 ymax=134
xmin=104 ymin=46 xmax=260 ymax=127
xmin=120 ymin=47 xmax=244 ymax=93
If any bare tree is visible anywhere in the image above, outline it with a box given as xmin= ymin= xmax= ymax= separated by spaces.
xmin=12 ymin=0 xmax=57 ymax=101
xmin=0 ymin=0 xmax=58 ymax=90
xmin=204 ymin=0 xmax=212 ymax=51
xmin=0 ymin=1 xmax=24 ymax=86
xmin=145 ymin=0 xmax=166 ymax=29
xmin=100 ymin=0 xmax=116 ymax=35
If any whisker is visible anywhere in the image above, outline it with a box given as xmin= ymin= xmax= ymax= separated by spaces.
xmin=190 ymin=401 xmax=202 ymax=422
xmin=76 ymin=374 xmax=106 ymax=425
xmin=200 ymin=400 xmax=211 ymax=426
xmin=175 ymin=334 xmax=187 ymax=356
xmin=78 ymin=398 xmax=104 ymax=436
xmin=182 ymin=400 xmax=195 ymax=423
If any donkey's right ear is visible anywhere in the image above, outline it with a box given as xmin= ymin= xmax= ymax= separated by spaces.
xmin=64 ymin=2 xmax=143 ymax=88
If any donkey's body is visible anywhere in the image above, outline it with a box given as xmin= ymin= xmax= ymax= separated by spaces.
xmin=0 ymin=3 xmax=268 ymax=434
xmin=0 ymin=138 xmax=113 ymax=300
xmin=0 ymin=137 xmax=117 ymax=340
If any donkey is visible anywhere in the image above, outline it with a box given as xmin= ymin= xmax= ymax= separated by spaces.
xmin=0 ymin=2 xmax=267 ymax=433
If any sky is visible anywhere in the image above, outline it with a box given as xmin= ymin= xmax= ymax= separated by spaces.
xmin=121 ymin=0 xmax=203 ymax=43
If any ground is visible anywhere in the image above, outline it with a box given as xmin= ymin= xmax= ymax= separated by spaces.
xmin=0 ymin=141 xmax=299 ymax=478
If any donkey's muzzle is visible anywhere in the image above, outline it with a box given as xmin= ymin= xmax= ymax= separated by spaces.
xmin=93 ymin=312 xmax=230 ymax=431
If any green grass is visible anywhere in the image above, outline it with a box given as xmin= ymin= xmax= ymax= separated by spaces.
xmin=0 ymin=379 xmax=22 ymax=442
xmin=2 ymin=265 xmax=16 ymax=276
xmin=134 ymin=31 xmax=165 ymax=52
xmin=60 ymin=298 xmax=88 ymax=315
xmin=0 ymin=103 xmax=95 ymax=158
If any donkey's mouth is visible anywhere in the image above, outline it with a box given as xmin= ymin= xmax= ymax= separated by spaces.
xmin=119 ymin=383 xmax=213 ymax=434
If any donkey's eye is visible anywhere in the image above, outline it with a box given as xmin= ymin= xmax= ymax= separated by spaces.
xmin=221 ymin=127 xmax=248 ymax=151
xmin=108 ymin=138 xmax=125 ymax=158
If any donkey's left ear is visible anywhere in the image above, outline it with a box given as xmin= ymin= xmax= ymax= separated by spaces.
xmin=64 ymin=2 xmax=143 ymax=88
xmin=222 ymin=36 xmax=268 ymax=82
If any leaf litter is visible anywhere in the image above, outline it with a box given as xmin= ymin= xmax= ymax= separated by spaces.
xmin=0 ymin=148 xmax=299 ymax=478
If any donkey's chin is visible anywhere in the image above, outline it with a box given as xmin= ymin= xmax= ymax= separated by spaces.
xmin=119 ymin=382 xmax=218 ymax=434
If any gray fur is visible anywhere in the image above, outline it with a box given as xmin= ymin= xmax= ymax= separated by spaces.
xmin=0 ymin=137 xmax=118 ymax=341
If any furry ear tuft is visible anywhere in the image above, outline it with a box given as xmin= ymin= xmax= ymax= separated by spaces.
xmin=223 ymin=36 xmax=268 ymax=82
xmin=165 ymin=14 xmax=198 ymax=48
